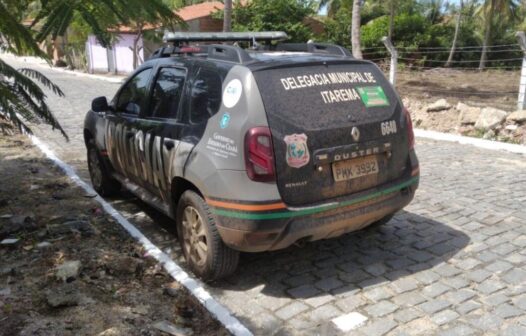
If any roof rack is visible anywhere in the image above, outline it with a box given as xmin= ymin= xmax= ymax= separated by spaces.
xmin=163 ymin=31 xmax=289 ymax=44
xmin=275 ymin=42 xmax=352 ymax=57
xmin=149 ymin=44 xmax=252 ymax=64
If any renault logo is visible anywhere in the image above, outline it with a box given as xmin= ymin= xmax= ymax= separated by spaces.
xmin=351 ymin=127 xmax=360 ymax=142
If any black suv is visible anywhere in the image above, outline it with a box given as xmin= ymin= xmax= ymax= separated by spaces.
xmin=84 ymin=32 xmax=419 ymax=280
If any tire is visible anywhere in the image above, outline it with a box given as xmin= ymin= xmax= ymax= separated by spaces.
xmin=87 ymin=139 xmax=120 ymax=196
xmin=176 ymin=190 xmax=239 ymax=281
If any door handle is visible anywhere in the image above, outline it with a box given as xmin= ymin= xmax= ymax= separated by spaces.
xmin=164 ymin=139 xmax=175 ymax=150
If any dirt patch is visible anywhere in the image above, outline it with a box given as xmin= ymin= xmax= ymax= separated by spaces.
xmin=0 ymin=134 xmax=228 ymax=336
xmin=397 ymin=68 xmax=519 ymax=112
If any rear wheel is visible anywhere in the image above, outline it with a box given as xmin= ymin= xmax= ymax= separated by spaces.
xmin=176 ymin=190 xmax=239 ymax=281
xmin=87 ymin=140 xmax=120 ymax=196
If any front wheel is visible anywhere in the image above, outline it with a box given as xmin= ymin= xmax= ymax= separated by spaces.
xmin=176 ymin=190 xmax=239 ymax=281
xmin=87 ymin=140 xmax=120 ymax=196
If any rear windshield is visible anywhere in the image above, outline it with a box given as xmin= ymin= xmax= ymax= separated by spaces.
xmin=252 ymin=63 xmax=397 ymax=129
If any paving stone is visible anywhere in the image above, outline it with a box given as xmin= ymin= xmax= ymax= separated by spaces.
xmin=392 ymin=291 xmax=427 ymax=306
xmin=438 ymin=324 xmax=477 ymax=336
xmin=443 ymin=288 xmax=476 ymax=304
xmin=423 ymin=282 xmax=451 ymax=298
xmin=306 ymin=304 xmax=341 ymax=323
xmin=513 ymin=294 xmax=526 ymax=310
xmin=275 ymin=302 xmax=309 ymax=320
xmin=493 ymin=243 xmax=518 ymax=256
xmin=304 ymin=293 xmax=334 ymax=308
xmin=287 ymin=285 xmax=320 ymax=299
xmin=431 ymin=309 xmax=459 ymax=325
xmin=476 ymin=280 xmax=506 ymax=295
xmin=503 ymin=325 xmax=526 ymax=336
xmin=393 ymin=307 xmax=424 ymax=323
xmin=414 ymin=270 xmax=440 ymax=285
xmin=335 ymin=295 xmax=365 ymax=311
xmin=464 ymin=269 xmax=493 ymax=283
xmin=314 ymin=277 xmax=343 ymax=292
xmin=418 ymin=300 xmax=452 ymax=314
xmin=485 ymin=260 xmax=513 ymax=273
xmin=391 ymin=278 xmax=419 ymax=294
xmin=477 ymin=251 xmax=500 ymax=262
xmin=494 ymin=303 xmax=523 ymax=319
xmin=483 ymin=293 xmax=509 ymax=307
xmin=502 ymin=269 xmax=526 ymax=285
xmin=359 ymin=317 xmax=397 ymax=335
xmin=396 ymin=317 xmax=438 ymax=335
xmin=468 ymin=313 xmax=504 ymax=330
xmin=456 ymin=300 xmax=482 ymax=315
xmin=363 ymin=287 xmax=394 ymax=301
xmin=365 ymin=300 xmax=399 ymax=317
xmin=434 ymin=264 xmax=462 ymax=277
xmin=331 ymin=312 xmax=368 ymax=332
xmin=338 ymin=269 xmax=371 ymax=284
xmin=456 ymin=258 xmax=481 ymax=270
xmin=283 ymin=274 xmax=317 ymax=287
xmin=363 ymin=262 xmax=389 ymax=277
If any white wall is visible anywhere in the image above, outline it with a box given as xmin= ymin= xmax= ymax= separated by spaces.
xmin=86 ymin=34 xmax=144 ymax=74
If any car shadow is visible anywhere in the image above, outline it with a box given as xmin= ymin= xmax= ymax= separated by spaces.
xmin=211 ymin=210 xmax=470 ymax=299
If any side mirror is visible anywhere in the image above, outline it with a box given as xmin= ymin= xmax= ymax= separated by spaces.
xmin=91 ymin=96 xmax=109 ymax=112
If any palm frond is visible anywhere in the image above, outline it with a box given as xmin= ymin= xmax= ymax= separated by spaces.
xmin=0 ymin=60 xmax=68 ymax=140
xmin=0 ymin=2 xmax=47 ymax=57
xmin=18 ymin=68 xmax=65 ymax=97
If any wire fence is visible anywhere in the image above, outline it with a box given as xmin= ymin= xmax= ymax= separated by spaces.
xmin=366 ymin=41 xmax=523 ymax=112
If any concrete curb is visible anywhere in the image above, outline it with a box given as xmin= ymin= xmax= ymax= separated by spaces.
xmin=415 ymin=129 xmax=526 ymax=155
xmin=29 ymin=135 xmax=253 ymax=336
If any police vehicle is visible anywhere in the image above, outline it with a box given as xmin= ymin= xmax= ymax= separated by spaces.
xmin=84 ymin=31 xmax=419 ymax=280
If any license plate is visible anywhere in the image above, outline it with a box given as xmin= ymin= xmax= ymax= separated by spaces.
xmin=332 ymin=156 xmax=379 ymax=182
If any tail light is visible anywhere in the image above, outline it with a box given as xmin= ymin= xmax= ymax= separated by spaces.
xmin=245 ymin=127 xmax=276 ymax=182
xmin=404 ymin=107 xmax=415 ymax=149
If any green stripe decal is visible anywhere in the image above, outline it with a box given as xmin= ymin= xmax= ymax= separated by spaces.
xmin=212 ymin=177 xmax=419 ymax=220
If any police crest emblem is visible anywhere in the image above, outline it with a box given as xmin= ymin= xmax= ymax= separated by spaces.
xmin=284 ymin=133 xmax=310 ymax=168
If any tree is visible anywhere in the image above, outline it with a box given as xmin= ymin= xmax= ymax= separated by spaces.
xmin=229 ymin=0 xmax=315 ymax=43
xmin=224 ymin=0 xmax=232 ymax=32
xmin=446 ymin=0 xmax=463 ymax=67
xmin=0 ymin=0 xmax=179 ymax=138
xmin=351 ymin=0 xmax=362 ymax=58
xmin=477 ymin=0 xmax=519 ymax=69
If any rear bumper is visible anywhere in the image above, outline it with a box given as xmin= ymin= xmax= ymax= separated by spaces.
xmin=212 ymin=174 xmax=419 ymax=253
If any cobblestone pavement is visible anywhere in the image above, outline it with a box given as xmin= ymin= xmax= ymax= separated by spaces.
xmin=8 ymin=57 xmax=526 ymax=335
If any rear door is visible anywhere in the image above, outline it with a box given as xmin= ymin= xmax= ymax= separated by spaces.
xmin=252 ymin=61 xmax=411 ymax=206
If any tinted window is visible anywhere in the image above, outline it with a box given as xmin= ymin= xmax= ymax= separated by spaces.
xmin=149 ymin=67 xmax=186 ymax=119
xmin=116 ymin=68 xmax=153 ymax=115
xmin=190 ymin=68 xmax=222 ymax=124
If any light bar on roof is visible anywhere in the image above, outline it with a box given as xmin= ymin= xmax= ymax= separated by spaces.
xmin=163 ymin=31 xmax=289 ymax=43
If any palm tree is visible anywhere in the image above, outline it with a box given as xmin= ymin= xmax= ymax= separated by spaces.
xmin=351 ymin=0 xmax=362 ymax=59
xmin=0 ymin=0 xmax=179 ymax=138
xmin=477 ymin=0 xmax=519 ymax=69
xmin=446 ymin=0 xmax=463 ymax=67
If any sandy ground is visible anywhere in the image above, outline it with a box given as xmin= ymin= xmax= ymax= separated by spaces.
xmin=396 ymin=68 xmax=520 ymax=112
xmin=0 ymin=134 xmax=227 ymax=336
